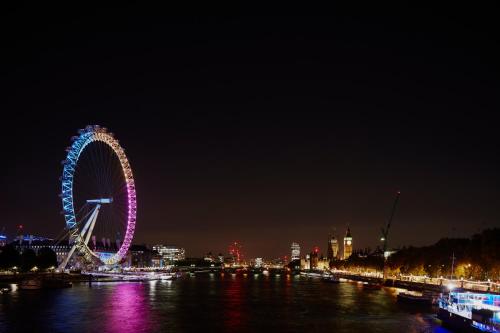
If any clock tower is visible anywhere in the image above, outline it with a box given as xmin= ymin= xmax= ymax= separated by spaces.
xmin=343 ymin=227 xmax=353 ymax=259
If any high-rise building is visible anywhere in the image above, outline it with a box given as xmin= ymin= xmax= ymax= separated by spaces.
xmin=343 ymin=227 xmax=353 ymax=259
xmin=291 ymin=242 xmax=300 ymax=261
xmin=327 ymin=234 xmax=338 ymax=260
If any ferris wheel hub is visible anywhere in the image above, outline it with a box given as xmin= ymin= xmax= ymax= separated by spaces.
xmin=86 ymin=198 xmax=113 ymax=204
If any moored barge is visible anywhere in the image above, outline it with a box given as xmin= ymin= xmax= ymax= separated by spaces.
xmin=438 ymin=291 xmax=500 ymax=332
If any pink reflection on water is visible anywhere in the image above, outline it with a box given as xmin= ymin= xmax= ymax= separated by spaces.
xmin=223 ymin=278 xmax=246 ymax=330
xmin=105 ymin=283 xmax=156 ymax=333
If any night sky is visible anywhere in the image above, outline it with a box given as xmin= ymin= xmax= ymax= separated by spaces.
xmin=1 ymin=4 xmax=499 ymax=259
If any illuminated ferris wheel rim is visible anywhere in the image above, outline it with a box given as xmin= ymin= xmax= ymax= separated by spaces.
xmin=61 ymin=125 xmax=137 ymax=265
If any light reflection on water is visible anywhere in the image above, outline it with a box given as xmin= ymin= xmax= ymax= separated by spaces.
xmin=0 ymin=276 xmax=451 ymax=333
xmin=106 ymin=283 xmax=156 ymax=333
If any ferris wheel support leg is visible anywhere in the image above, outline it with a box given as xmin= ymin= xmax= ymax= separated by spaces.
xmin=58 ymin=242 xmax=78 ymax=271
xmin=79 ymin=204 xmax=101 ymax=241
xmin=83 ymin=205 xmax=101 ymax=245
xmin=58 ymin=205 xmax=101 ymax=271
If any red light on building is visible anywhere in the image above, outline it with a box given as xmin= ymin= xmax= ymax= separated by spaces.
xmin=313 ymin=246 xmax=320 ymax=254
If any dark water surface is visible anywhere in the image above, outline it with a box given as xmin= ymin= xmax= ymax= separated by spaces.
xmin=1 ymin=274 xmax=451 ymax=332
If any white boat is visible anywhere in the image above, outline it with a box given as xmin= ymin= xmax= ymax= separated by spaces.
xmin=397 ymin=291 xmax=432 ymax=305
xmin=300 ymin=271 xmax=324 ymax=278
xmin=160 ymin=273 xmax=174 ymax=280
xmin=322 ymin=273 xmax=340 ymax=283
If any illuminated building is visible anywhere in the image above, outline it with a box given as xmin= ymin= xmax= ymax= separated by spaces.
xmin=151 ymin=253 xmax=164 ymax=268
xmin=300 ymin=254 xmax=310 ymax=270
xmin=268 ymin=257 xmax=285 ymax=268
xmin=11 ymin=239 xmax=73 ymax=266
xmin=327 ymin=234 xmax=338 ymax=260
xmin=291 ymin=242 xmax=300 ymax=261
xmin=16 ymin=234 xmax=52 ymax=244
xmin=343 ymin=227 xmax=353 ymax=259
xmin=152 ymin=245 xmax=185 ymax=264
xmin=126 ymin=244 xmax=153 ymax=268
xmin=310 ymin=246 xmax=320 ymax=269
xmin=254 ymin=257 xmax=263 ymax=268
xmin=204 ymin=252 xmax=216 ymax=262
xmin=316 ymin=258 xmax=330 ymax=270
xmin=0 ymin=234 xmax=6 ymax=247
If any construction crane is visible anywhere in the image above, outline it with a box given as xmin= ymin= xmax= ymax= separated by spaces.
xmin=381 ymin=190 xmax=400 ymax=279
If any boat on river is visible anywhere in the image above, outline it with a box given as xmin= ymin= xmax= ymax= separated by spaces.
xmin=19 ymin=279 xmax=43 ymax=290
xmin=322 ymin=273 xmax=340 ymax=283
xmin=43 ymin=278 xmax=72 ymax=289
xmin=300 ymin=271 xmax=324 ymax=278
xmin=397 ymin=291 xmax=432 ymax=306
xmin=438 ymin=291 xmax=500 ymax=332
xmin=19 ymin=276 xmax=72 ymax=290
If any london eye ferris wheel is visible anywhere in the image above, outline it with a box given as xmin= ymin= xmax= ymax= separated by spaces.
xmin=59 ymin=125 xmax=137 ymax=269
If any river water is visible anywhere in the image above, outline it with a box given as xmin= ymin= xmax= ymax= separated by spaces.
xmin=1 ymin=274 xmax=450 ymax=332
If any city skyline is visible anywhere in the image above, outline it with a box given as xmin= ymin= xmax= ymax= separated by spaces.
xmin=1 ymin=5 xmax=499 ymax=259
xmin=2 ymin=4 xmax=500 ymax=333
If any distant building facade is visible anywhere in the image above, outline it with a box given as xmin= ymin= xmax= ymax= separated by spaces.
xmin=291 ymin=242 xmax=300 ymax=261
xmin=300 ymin=249 xmax=330 ymax=271
xmin=316 ymin=258 xmax=330 ymax=270
xmin=152 ymin=245 xmax=185 ymax=264
xmin=254 ymin=257 xmax=263 ymax=268
xmin=126 ymin=245 xmax=153 ymax=268
xmin=151 ymin=252 xmax=164 ymax=268
xmin=11 ymin=237 xmax=72 ymax=266
xmin=343 ymin=227 xmax=353 ymax=259
xmin=11 ymin=236 xmax=126 ymax=268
